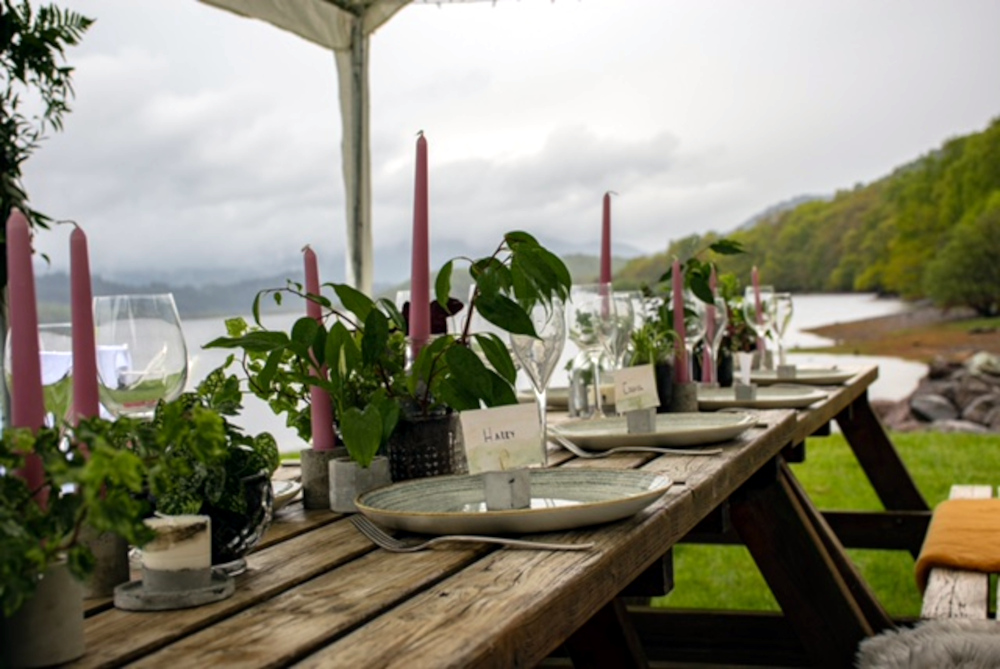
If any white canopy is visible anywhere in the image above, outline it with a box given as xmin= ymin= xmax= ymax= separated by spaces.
xmin=199 ymin=0 xmax=412 ymax=295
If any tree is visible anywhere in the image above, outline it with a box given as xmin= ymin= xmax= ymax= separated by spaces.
xmin=924 ymin=191 xmax=1000 ymax=317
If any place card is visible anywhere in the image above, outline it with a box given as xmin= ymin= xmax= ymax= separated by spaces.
xmin=612 ymin=365 xmax=659 ymax=414
xmin=460 ymin=403 xmax=542 ymax=475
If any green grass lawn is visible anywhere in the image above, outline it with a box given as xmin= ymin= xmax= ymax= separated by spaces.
xmin=654 ymin=431 xmax=1000 ymax=617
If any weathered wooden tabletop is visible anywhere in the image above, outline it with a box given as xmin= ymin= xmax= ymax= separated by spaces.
xmin=73 ymin=366 xmax=912 ymax=668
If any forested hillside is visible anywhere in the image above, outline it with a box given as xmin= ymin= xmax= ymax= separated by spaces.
xmin=617 ymin=116 xmax=1000 ymax=315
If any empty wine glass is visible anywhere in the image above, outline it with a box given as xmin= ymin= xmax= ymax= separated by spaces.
xmin=4 ymin=323 xmax=74 ymax=425
xmin=567 ymin=284 xmax=617 ymax=419
xmin=742 ymin=285 xmax=775 ymax=369
xmin=701 ymin=296 xmax=729 ymax=384
xmin=509 ymin=299 xmax=566 ymax=461
xmin=682 ymin=290 xmax=707 ymax=381
xmin=608 ymin=292 xmax=637 ymax=370
xmin=93 ymin=294 xmax=188 ymax=418
xmin=772 ymin=292 xmax=794 ymax=366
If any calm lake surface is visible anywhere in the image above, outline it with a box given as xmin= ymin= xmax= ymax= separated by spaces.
xmin=183 ymin=293 xmax=926 ymax=452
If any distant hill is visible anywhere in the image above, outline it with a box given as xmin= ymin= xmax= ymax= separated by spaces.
xmin=614 ymin=115 xmax=1000 ymax=302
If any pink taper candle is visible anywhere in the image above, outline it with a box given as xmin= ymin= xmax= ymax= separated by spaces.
xmin=70 ymin=224 xmax=100 ymax=424
xmin=702 ymin=266 xmax=717 ymax=383
xmin=409 ymin=132 xmax=431 ymax=359
xmin=599 ymin=192 xmax=612 ymax=284
xmin=752 ymin=265 xmax=764 ymax=353
xmin=303 ymin=246 xmax=336 ymax=451
xmin=6 ymin=209 xmax=47 ymax=502
xmin=672 ymin=259 xmax=688 ymax=383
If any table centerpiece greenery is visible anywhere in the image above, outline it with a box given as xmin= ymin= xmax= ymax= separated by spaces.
xmin=205 ymin=231 xmax=571 ymax=476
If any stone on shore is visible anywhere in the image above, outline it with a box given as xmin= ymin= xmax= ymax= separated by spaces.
xmin=876 ymin=352 xmax=1000 ymax=433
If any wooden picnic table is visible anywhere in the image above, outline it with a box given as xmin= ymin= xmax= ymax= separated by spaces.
xmin=75 ymin=365 xmax=921 ymax=668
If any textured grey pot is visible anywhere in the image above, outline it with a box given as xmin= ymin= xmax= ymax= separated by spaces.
xmin=669 ymin=382 xmax=699 ymax=413
xmin=301 ymin=448 xmax=343 ymax=510
xmin=328 ymin=456 xmax=391 ymax=513
xmin=1 ymin=560 xmax=84 ymax=667
xmin=83 ymin=528 xmax=130 ymax=599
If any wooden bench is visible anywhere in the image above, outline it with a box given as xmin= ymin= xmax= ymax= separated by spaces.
xmin=920 ymin=484 xmax=994 ymax=619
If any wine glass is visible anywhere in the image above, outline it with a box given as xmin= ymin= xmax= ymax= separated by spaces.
xmin=509 ymin=299 xmax=566 ymax=461
xmin=93 ymin=294 xmax=188 ymax=418
xmin=701 ymin=296 xmax=729 ymax=385
xmin=682 ymin=290 xmax=707 ymax=381
xmin=566 ymin=284 xmax=617 ymax=419
xmin=4 ymin=323 xmax=75 ymax=425
xmin=742 ymin=285 xmax=775 ymax=369
xmin=608 ymin=292 xmax=637 ymax=370
xmin=772 ymin=292 xmax=794 ymax=366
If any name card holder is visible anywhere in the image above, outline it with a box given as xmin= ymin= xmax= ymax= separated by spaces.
xmin=735 ymin=383 xmax=758 ymax=401
xmin=777 ymin=364 xmax=798 ymax=379
xmin=483 ymin=470 xmax=531 ymax=510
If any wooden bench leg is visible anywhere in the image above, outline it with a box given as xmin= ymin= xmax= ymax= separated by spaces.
xmin=565 ymin=598 xmax=648 ymax=669
xmin=729 ymin=459 xmax=875 ymax=669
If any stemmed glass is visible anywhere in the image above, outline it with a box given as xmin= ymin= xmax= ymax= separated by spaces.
xmin=509 ymin=299 xmax=566 ymax=461
xmin=681 ymin=290 xmax=706 ymax=381
xmin=608 ymin=292 xmax=637 ymax=370
xmin=742 ymin=285 xmax=775 ymax=370
xmin=772 ymin=292 xmax=794 ymax=366
xmin=702 ymin=296 xmax=729 ymax=384
xmin=93 ymin=294 xmax=188 ymax=418
xmin=4 ymin=323 xmax=75 ymax=425
xmin=567 ymin=284 xmax=617 ymax=419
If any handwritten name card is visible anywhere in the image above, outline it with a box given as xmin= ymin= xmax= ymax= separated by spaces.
xmin=460 ymin=403 xmax=542 ymax=474
xmin=612 ymin=365 xmax=659 ymax=414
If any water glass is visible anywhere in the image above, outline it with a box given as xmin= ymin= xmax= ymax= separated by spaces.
xmin=94 ymin=294 xmax=188 ymax=418
xmin=567 ymin=284 xmax=617 ymax=419
xmin=509 ymin=299 xmax=566 ymax=460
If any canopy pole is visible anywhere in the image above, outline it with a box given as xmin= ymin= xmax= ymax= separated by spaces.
xmin=335 ymin=13 xmax=374 ymax=295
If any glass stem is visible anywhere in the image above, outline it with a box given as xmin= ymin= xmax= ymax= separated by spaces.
xmin=591 ymin=355 xmax=605 ymax=418
xmin=535 ymin=387 xmax=548 ymax=465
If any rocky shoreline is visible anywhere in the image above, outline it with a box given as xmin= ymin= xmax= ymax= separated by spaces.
xmin=872 ymin=353 xmax=1000 ymax=433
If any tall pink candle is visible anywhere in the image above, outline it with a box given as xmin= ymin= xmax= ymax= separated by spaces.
xmin=409 ymin=132 xmax=430 ymax=359
xmin=752 ymin=265 xmax=764 ymax=353
xmin=702 ymin=266 xmax=717 ymax=383
xmin=303 ymin=246 xmax=335 ymax=451
xmin=70 ymin=225 xmax=100 ymax=423
xmin=6 ymin=210 xmax=46 ymax=501
xmin=672 ymin=259 xmax=688 ymax=383
xmin=599 ymin=192 xmax=612 ymax=284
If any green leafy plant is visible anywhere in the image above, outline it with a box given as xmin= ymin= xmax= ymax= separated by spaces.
xmin=206 ymin=231 xmax=571 ymax=468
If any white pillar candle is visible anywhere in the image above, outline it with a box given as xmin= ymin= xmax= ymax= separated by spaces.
xmin=141 ymin=515 xmax=211 ymax=572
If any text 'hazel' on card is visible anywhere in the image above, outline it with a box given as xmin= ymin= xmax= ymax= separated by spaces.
xmin=459 ymin=403 xmax=543 ymax=475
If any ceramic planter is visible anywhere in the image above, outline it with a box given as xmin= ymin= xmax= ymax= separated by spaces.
xmin=300 ymin=446 xmax=348 ymax=510
xmin=328 ymin=456 xmax=391 ymax=513
xmin=1 ymin=560 xmax=84 ymax=667
xmin=387 ymin=412 xmax=462 ymax=482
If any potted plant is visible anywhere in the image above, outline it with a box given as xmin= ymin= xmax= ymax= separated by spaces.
xmin=0 ymin=421 xmax=156 ymax=667
xmin=206 ymin=231 xmax=571 ymax=487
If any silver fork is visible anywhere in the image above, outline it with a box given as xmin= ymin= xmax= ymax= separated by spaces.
xmin=548 ymin=429 xmax=723 ymax=458
xmin=350 ymin=514 xmax=595 ymax=553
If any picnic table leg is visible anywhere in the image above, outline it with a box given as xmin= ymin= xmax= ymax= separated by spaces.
xmin=729 ymin=458 xmax=875 ymax=669
xmin=564 ymin=598 xmax=649 ymax=669
xmin=835 ymin=392 xmax=929 ymax=519
xmin=779 ymin=460 xmax=894 ymax=634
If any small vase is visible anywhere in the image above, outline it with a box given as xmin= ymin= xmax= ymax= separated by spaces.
xmin=1 ymin=560 xmax=84 ymax=667
xmin=328 ymin=455 xmax=391 ymax=513
xmin=669 ymin=381 xmax=699 ymax=413
xmin=82 ymin=527 xmax=130 ymax=599
xmin=300 ymin=446 xmax=348 ymax=510
xmin=717 ymin=350 xmax=734 ymax=387
xmin=654 ymin=362 xmax=674 ymax=414
xmin=203 ymin=471 xmax=275 ymax=576
xmin=387 ymin=412 xmax=462 ymax=482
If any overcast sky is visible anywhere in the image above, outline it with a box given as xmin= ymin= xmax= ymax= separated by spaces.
xmin=22 ymin=0 xmax=1000 ymax=287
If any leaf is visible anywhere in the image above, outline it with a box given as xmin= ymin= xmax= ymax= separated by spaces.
xmin=475 ymin=292 xmax=536 ymax=337
xmin=689 ymin=275 xmax=715 ymax=304
xmin=378 ymin=298 xmax=407 ymax=332
xmin=709 ymin=239 xmax=745 ymax=255
xmin=485 ymin=369 xmax=518 ymax=406
xmin=333 ymin=284 xmax=374 ymax=323
xmin=504 ymin=230 xmax=540 ymax=247
xmin=435 ymin=260 xmax=454 ymax=309
xmin=291 ymin=316 xmax=319 ymax=350
xmin=339 ymin=405 xmax=383 ymax=468
xmin=473 ymin=333 xmax=518 ymax=384
xmin=257 ymin=349 xmax=283 ymax=389
xmin=443 ymin=344 xmax=493 ymax=401
xmin=361 ymin=308 xmax=389 ymax=367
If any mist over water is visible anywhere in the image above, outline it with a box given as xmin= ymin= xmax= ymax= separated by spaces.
xmin=182 ymin=293 xmax=925 ymax=452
